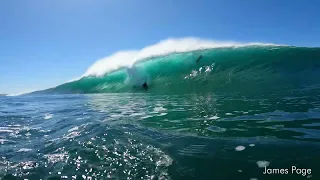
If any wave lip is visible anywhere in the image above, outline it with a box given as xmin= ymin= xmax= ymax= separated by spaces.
xmin=83 ymin=37 xmax=279 ymax=77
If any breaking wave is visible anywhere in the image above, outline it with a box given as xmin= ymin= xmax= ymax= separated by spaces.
xmin=29 ymin=37 xmax=320 ymax=95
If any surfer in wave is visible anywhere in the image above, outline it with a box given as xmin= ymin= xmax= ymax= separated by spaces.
xmin=142 ymin=82 xmax=148 ymax=90
xmin=196 ymin=55 xmax=203 ymax=63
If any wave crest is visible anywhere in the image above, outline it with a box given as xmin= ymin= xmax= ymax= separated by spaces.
xmin=83 ymin=37 xmax=277 ymax=77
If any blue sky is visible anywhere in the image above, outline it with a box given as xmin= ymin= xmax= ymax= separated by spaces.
xmin=1 ymin=0 xmax=319 ymax=94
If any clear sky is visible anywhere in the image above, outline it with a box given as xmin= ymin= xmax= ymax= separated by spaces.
xmin=1 ymin=0 xmax=319 ymax=94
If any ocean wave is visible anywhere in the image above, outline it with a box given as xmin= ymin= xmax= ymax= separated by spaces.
xmin=83 ymin=37 xmax=279 ymax=77
xmin=27 ymin=37 xmax=320 ymax=95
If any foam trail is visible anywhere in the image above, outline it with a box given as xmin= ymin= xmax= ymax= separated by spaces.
xmin=83 ymin=37 xmax=277 ymax=77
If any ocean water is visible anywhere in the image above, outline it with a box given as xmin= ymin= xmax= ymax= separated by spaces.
xmin=1 ymin=43 xmax=320 ymax=179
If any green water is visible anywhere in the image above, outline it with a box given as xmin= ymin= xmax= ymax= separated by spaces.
xmin=35 ymin=46 xmax=320 ymax=95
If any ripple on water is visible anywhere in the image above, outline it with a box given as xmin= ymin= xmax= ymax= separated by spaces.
xmin=16 ymin=148 xmax=32 ymax=152
xmin=44 ymin=152 xmax=69 ymax=164
xmin=44 ymin=113 xmax=53 ymax=120
xmin=140 ymin=115 xmax=153 ymax=119
xmin=68 ymin=126 xmax=79 ymax=132
xmin=206 ymin=126 xmax=226 ymax=133
xmin=157 ymin=113 xmax=168 ymax=117
xmin=0 ymin=129 xmax=14 ymax=133
xmin=154 ymin=107 xmax=167 ymax=112
xmin=256 ymin=160 xmax=270 ymax=168
xmin=208 ymin=115 xmax=219 ymax=120
xmin=63 ymin=131 xmax=81 ymax=140
xmin=235 ymin=146 xmax=245 ymax=151
xmin=178 ymin=144 xmax=207 ymax=157
xmin=0 ymin=139 xmax=16 ymax=144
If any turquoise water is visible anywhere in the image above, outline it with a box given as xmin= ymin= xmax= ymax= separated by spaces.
xmin=36 ymin=46 xmax=320 ymax=95
xmin=1 ymin=45 xmax=320 ymax=179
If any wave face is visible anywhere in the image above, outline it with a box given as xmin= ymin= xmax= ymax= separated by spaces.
xmin=35 ymin=39 xmax=320 ymax=95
